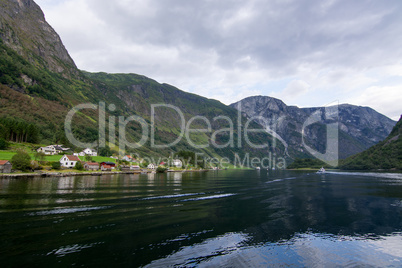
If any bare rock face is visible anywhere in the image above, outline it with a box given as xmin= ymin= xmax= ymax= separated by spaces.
xmin=0 ymin=0 xmax=77 ymax=75
xmin=231 ymin=96 xmax=396 ymax=159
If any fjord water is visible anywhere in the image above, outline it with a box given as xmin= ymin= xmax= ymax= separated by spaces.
xmin=1 ymin=170 xmax=401 ymax=267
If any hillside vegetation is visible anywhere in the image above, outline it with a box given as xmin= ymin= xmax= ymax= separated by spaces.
xmin=340 ymin=116 xmax=402 ymax=170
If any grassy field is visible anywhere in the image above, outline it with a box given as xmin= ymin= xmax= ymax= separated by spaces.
xmin=0 ymin=151 xmax=117 ymax=163
xmin=0 ymin=151 xmax=63 ymax=161
xmin=0 ymin=151 xmax=17 ymax=161
xmin=1 ymin=142 xmax=118 ymax=163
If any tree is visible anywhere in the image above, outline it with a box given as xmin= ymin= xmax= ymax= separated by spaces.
xmin=26 ymin=124 xmax=39 ymax=143
xmin=0 ymin=138 xmax=8 ymax=150
xmin=140 ymin=160 xmax=149 ymax=168
xmin=51 ymin=161 xmax=61 ymax=170
xmin=156 ymin=166 xmax=167 ymax=173
xmin=85 ymin=155 xmax=93 ymax=162
xmin=11 ymin=151 xmax=31 ymax=171
xmin=176 ymin=150 xmax=196 ymax=166
xmin=99 ymin=146 xmax=111 ymax=157
xmin=75 ymin=161 xmax=84 ymax=171
xmin=34 ymin=152 xmax=46 ymax=163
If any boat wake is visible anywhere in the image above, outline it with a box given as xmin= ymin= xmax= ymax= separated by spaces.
xmin=265 ymin=177 xmax=297 ymax=184
xmin=324 ymin=171 xmax=402 ymax=179
xmin=183 ymin=193 xmax=236 ymax=202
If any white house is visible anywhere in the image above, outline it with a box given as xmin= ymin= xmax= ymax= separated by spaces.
xmin=173 ymin=159 xmax=183 ymax=168
xmin=130 ymin=165 xmax=141 ymax=171
xmin=147 ymin=163 xmax=156 ymax=170
xmin=122 ymin=155 xmax=134 ymax=162
xmin=60 ymin=155 xmax=81 ymax=168
xmin=37 ymin=145 xmax=69 ymax=155
xmin=81 ymin=148 xmax=97 ymax=156
xmin=37 ymin=145 xmax=60 ymax=155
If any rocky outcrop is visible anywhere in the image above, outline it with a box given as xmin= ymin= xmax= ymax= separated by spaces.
xmin=231 ymin=96 xmax=396 ymax=159
xmin=0 ymin=0 xmax=77 ymax=75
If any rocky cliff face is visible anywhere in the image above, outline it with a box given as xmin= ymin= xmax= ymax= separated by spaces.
xmin=0 ymin=0 xmax=77 ymax=75
xmin=231 ymin=96 xmax=396 ymax=159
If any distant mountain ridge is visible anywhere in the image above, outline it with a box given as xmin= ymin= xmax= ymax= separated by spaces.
xmin=230 ymin=96 xmax=396 ymax=159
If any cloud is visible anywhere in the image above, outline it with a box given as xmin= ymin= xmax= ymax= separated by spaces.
xmin=346 ymin=85 xmax=402 ymax=121
xmin=35 ymin=0 xmax=402 ymax=119
xmin=280 ymin=80 xmax=311 ymax=100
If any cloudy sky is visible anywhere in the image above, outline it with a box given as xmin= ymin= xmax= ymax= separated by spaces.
xmin=35 ymin=0 xmax=402 ymax=120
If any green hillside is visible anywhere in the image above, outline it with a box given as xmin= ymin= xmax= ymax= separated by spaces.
xmin=0 ymin=1 xmax=282 ymax=164
xmin=0 ymin=41 xmax=281 ymax=161
xmin=340 ymin=116 xmax=402 ymax=170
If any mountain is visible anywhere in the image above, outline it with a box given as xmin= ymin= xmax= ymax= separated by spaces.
xmin=0 ymin=0 xmax=281 ymax=165
xmin=230 ymin=96 xmax=396 ymax=160
xmin=0 ymin=0 xmax=77 ymax=75
xmin=340 ymin=115 xmax=402 ymax=170
xmin=1 ymin=0 xmax=396 ymax=168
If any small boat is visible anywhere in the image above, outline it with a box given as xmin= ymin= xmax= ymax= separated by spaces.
xmin=316 ymin=167 xmax=325 ymax=174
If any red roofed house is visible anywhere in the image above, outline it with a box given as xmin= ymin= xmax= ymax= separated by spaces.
xmin=100 ymin=162 xmax=116 ymax=171
xmin=84 ymin=162 xmax=99 ymax=171
xmin=100 ymin=162 xmax=116 ymax=168
xmin=101 ymin=165 xmax=112 ymax=171
xmin=0 ymin=160 xmax=12 ymax=173
xmin=60 ymin=155 xmax=81 ymax=168
xmin=130 ymin=165 xmax=140 ymax=171
xmin=122 ymin=155 xmax=134 ymax=162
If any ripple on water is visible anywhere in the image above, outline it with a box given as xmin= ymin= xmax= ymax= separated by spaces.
xmin=144 ymin=232 xmax=402 ymax=267
xmin=46 ymin=242 xmax=104 ymax=257
xmin=26 ymin=206 xmax=109 ymax=216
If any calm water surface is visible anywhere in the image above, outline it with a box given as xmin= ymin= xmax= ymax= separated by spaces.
xmin=0 ymin=170 xmax=401 ymax=267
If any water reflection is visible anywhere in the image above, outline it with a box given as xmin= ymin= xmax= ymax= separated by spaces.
xmin=172 ymin=172 xmax=182 ymax=185
xmin=146 ymin=231 xmax=402 ymax=267
xmin=0 ymin=171 xmax=401 ymax=267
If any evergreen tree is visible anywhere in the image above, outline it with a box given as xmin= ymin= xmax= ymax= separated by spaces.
xmin=99 ymin=146 xmax=111 ymax=157
xmin=0 ymin=138 xmax=8 ymax=150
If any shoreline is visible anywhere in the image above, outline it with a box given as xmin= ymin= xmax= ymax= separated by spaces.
xmin=0 ymin=169 xmax=210 ymax=178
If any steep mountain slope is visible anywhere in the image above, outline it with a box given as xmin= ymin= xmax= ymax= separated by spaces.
xmin=0 ymin=0 xmax=281 ymax=164
xmin=340 ymin=115 xmax=402 ymax=170
xmin=0 ymin=0 xmax=77 ymax=75
xmin=230 ymin=96 xmax=396 ymax=159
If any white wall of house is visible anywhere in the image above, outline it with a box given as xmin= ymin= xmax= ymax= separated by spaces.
xmin=173 ymin=159 xmax=183 ymax=168
xmin=60 ymin=156 xmax=78 ymax=168
xmin=122 ymin=156 xmax=133 ymax=162
xmin=37 ymin=145 xmax=66 ymax=155
xmin=37 ymin=146 xmax=56 ymax=155
xmin=147 ymin=164 xmax=156 ymax=169
xmin=81 ymin=148 xmax=97 ymax=156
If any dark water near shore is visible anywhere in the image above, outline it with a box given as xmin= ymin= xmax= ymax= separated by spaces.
xmin=0 ymin=170 xmax=401 ymax=267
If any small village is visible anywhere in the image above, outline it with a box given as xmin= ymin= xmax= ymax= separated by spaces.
xmin=0 ymin=144 xmax=192 ymax=176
